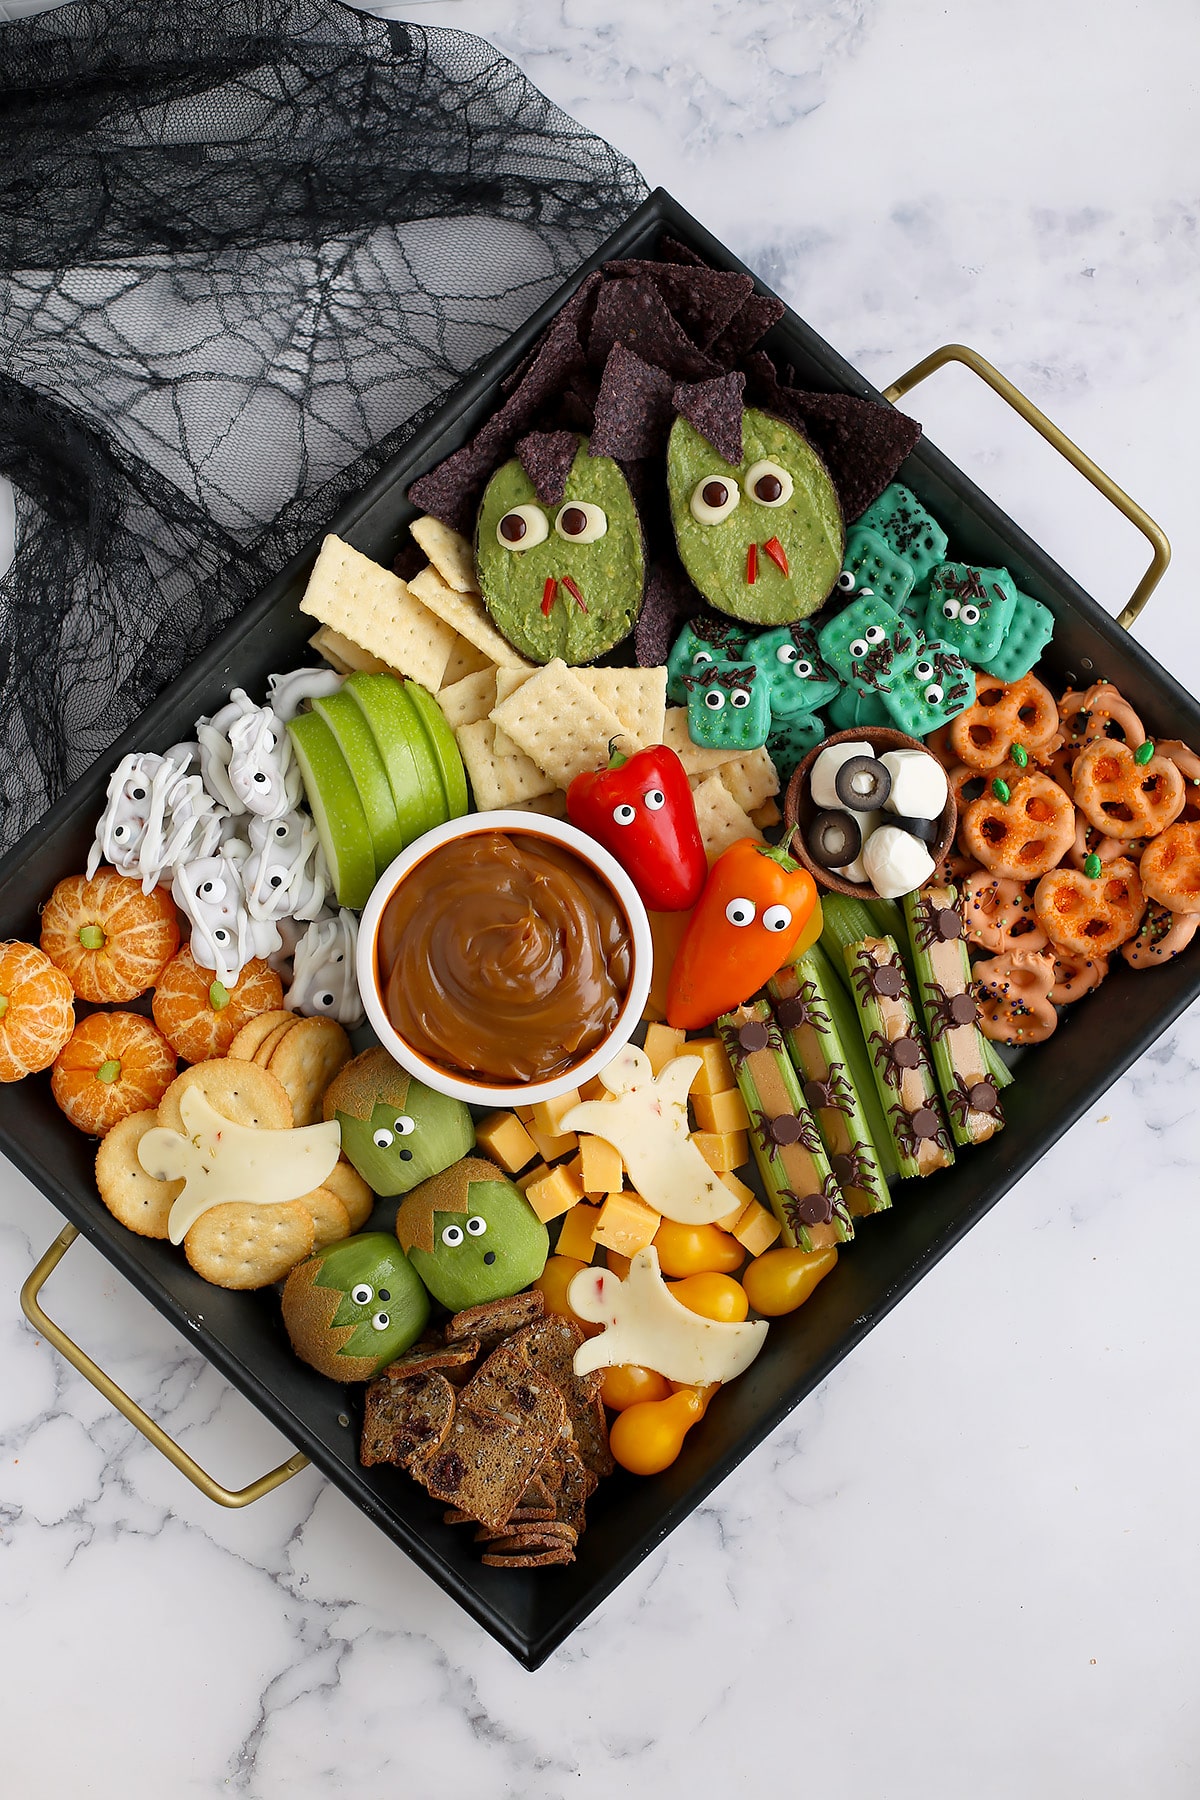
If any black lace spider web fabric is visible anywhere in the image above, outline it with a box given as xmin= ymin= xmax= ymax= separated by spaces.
xmin=0 ymin=0 xmax=648 ymax=850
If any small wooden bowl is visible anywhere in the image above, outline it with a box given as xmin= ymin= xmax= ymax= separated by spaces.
xmin=784 ymin=726 xmax=957 ymax=899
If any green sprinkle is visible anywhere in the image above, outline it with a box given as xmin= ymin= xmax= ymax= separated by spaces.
xmin=1134 ymin=740 xmax=1155 ymax=765
xmin=1084 ymin=852 xmax=1103 ymax=879
xmin=97 ymin=1059 xmax=122 ymax=1084
xmin=209 ymin=980 xmax=231 ymax=1011
xmin=991 ymin=777 xmax=1011 ymax=803
xmin=1010 ymin=743 xmax=1029 ymax=768
xmin=78 ymin=924 xmax=106 ymax=950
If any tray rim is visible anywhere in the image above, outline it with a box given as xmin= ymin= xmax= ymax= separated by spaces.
xmin=3 ymin=186 xmax=1200 ymax=1670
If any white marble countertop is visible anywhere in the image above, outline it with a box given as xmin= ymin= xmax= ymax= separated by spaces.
xmin=2 ymin=1 xmax=1199 ymax=1793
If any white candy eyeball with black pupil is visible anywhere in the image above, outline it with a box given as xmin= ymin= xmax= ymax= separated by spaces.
xmin=373 ymin=1128 xmax=393 ymax=1149
xmin=555 ymin=501 xmax=607 ymax=543
xmin=925 ymin=683 xmax=945 ymax=704
xmin=690 ymin=476 xmax=740 ymax=525
xmin=613 ymin=803 xmax=636 ymax=826
xmin=394 ymin=1116 xmax=414 ymax=1135
xmin=496 ymin=504 xmax=548 ymax=549
xmin=744 ymin=459 xmax=793 ymax=507
xmin=836 ymin=570 xmax=856 ymax=592
xmin=849 ymin=637 xmax=869 ymax=659
xmin=212 ymin=929 xmax=228 ymax=944
xmin=317 ymin=992 xmax=334 ymax=1009
xmin=351 ymin=1284 xmax=373 ymax=1305
xmin=763 ymin=904 xmax=792 ymax=932
xmin=865 ymin=625 xmax=886 ymax=644
xmin=131 ymin=786 xmax=146 ymax=801
xmin=112 ymin=825 xmax=127 ymax=840
xmin=199 ymin=879 xmax=221 ymax=899
xmin=691 ymin=649 xmax=714 ymax=667
xmin=914 ymin=660 xmax=934 ymax=680
xmin=941 ymin=598 xmax=960 ymax=620
xmin=776 ymin=644 xmax=798 ymax=664
xmin=275 ymin=823 xmax=288 ymax=838
xmin=372 ymin=1312 xmax=389 ymax=1331
xmin=794 ymin=660 xmax=814 ymax=679
xmin=704 ymin=690 xmax=725 ymax=711
xmin=466 ymin=1216 xmax=487 ymax=1236
xmin=730 ymin=688 xmax=751 ymax=708
xmin=961 ymin=603 xmax=981 ymax=625
xmin=726 ymin=897 xmax=755 ymax=926
xmin=441 ymin=1224 xmax=464 ymax=1247
xmin=644 ymin=790 xmax=666 ymax=811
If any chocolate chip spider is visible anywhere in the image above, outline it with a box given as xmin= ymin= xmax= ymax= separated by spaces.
xmin=719 ymin=1013 xmax=784 ymax=1073
xmin=942 ymin=1070 xmax=1003 ymax=1130
xmin=751 ymin=1105 xmax=823 ymax=1156
xmin=827 ymin=1143 xmax=882 ymax=1196
xmin=866 ymin=1028 xmax=930 ymax=1092
xmin=920 ymin=977 xmax=980 ymax=1042
xmin=779 ymin=1174 xmax=842 ymax=1233
xmin=850 ymin=944 xmax=908 ymax=1005
xmin=890 ymin=1102 xmax=952 ymax=1163
xmin=770 ymin=980 xmax=830 ymax=1037
xmin=908 ymin=892 xmax=965 ymax=955
xmin=800 ymin=1061 xmax=856 ymax=1116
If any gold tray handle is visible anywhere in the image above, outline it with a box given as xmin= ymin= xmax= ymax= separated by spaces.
xmin=882 ymin=344 xmax=1170 ymax=630
xmin=21 ymin=1225 xmax=310 ymax=1507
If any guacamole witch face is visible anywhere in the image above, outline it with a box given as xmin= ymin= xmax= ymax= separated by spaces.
xmin=667 ymin=408 xmax=845 ymax=626
xmin=322 ymin=1046 xmax=474 ymax=1196
xmin=475 ymin=436 xmax=645 ymax=664
xmin=395 ymin=1156 xmax=549 ymax=1313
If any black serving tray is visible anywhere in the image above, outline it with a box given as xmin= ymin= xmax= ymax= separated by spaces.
xmin=3 ymin=190 xmax=1199 ymax=1669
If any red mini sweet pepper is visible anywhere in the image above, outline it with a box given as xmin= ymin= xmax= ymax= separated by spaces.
xmin=666 ymin=836 xmax=818 ymax=1028
xmin=566 ymin=743 xmax=707 ymax=912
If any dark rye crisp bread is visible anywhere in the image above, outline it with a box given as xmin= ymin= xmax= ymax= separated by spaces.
xmin=359 ymin=1370 xmax=456 ymax=1470
xmin=383 ymin=1334 xmax=481 ymax=1381
xmin=445 ymin=1288 xmax=545 ymax=1348
xmin=512 ymin=1314 xmax=613 ymax=1479
xmin=422 ymin=1383 xmax=566 ymax=1532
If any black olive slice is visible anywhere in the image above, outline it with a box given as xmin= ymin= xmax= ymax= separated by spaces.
xmin=889 ymin=810 xmax=941 ymax=845
xmin=834 ymin=754 xmax=893 ymax=812
xmin=806 ymin=809 xmax=863 ymax=869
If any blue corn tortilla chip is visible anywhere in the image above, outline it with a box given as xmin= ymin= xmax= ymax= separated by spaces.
xmin=672 ymin=370 xmax=745 ymax=467
xmin=634 ymin=561 xmax=703 ymax=666
xmin=515 ymin=430 xmax=581 ymax=508
xmin=589 ymin=343 xmax=675 ymax=460
xmin=587 ymin=278 xmax=722 ymax=382
xmin=710 ymin=291 xmax=784 ymax=364
xmin=602 ymin=260 xmax=754 ymax=351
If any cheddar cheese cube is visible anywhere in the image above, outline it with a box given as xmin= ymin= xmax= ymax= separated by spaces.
xmin=516 ymin=1161 xmax=552 ymax=1194
xmin=591 ymin=1191 xmax=662 ymax=1258
xmin=691 ymin=1087 xmax=751 ymax=1135
xmin=577 ymin=1075 xmax=608 ymax=1103
xmin=690 ymin=1129 xmax=749 ymax=1173
xmin=555 ymin=1202 xmax=602 ymax=1263
xmin=719 ymin=1170 xmax=757 ymax=1211
xmin=578 ymin=1134 xmax=623 ymax=1197
xmin=474 ymin=1110 xmax=538 ymax=1173
xmin=686 ymin=1037 xmax=736 ymax=1097
xmin=524 ymin=1164 xmax=586 ymax=1224
xmin=527 ymin=1122 xmax=578 ymax=1163
xmin=643 ymin=1022 xmax=687 ymax=1076
xmin=530 ymin=1088 xmax=581 ymax=1136
xmin=730 ymin=1199 xmax=782 ymax=1256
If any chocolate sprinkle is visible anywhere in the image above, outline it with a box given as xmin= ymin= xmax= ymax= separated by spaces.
xmin=738 ymin=1019 xmax=771 ymax=1053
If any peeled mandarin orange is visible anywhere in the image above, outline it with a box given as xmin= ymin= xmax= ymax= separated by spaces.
xmin=40 ymin=868 xmax=180 ymax=1003
xmin=151 ymin=947 xmax=283 ymax=1063
xmin=51 ymin=1011 xmax=177 ymax=1134
xmin=0 ymin=940 xmax=75 ymax=1082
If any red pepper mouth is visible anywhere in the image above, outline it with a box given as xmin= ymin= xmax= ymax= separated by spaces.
xmin=542 ymin=574 xmax=587 ymax=614
xmin=746 ymin=539 xmax=789 ymax=583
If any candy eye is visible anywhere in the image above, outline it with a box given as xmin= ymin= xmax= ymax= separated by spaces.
xmin=763 ymin=904 xmax=792 ymax=932
xmin=924 ymin=683 xmax=945 ymax=705
xmin=212 ymin=928 xmax=229 ymax=944
xmin=725 ymin=897 xmax=756 ymax=926
xmin=263 ymin=731 xmax=275 ymax=751
xmin=613 ymin=803 xmax=637 ymax=825
xmin=691 ymin=649 xmax=715 ymax=668
xmin=794 ymin=659 xmax=814 ymax=679
xmin=914 ymin=659 xmax=935 ymax=680
xmin=690 ymin=476 xmax=740 ymax=525
xmin=941 ymin=598 xmax=960 ymax=620
xmin=776 ymin=644 xmax=798 ymax=665
xmin=252 ymin=772 xmax=269 ymax=787
xmin=393 ymin=1115 xmax=415 ymax=1135
xmin=198 ymin=878 xmax=225 ymax=901
xmin=373 ymin=1128 xmax=393 ymax=1149
xmin=864 ymin=624 xmax=886 ymax=645
xmin=554 ymin=501 xmax=607 ymax=543
xmin=130 ymin=786 xmax=147 ymax=802
xmin=466 ymin=1216 xmax=488 ymax=1237
xmin=268 ymin=873 xmax=285 ymax=888
xmin=112 ymin=824 xmax=128 ymax=841
xmin=496 ymin=505 xmax=549 ymax=549
xmin=704 ymin=690 xmax=725 ymax=711
xmin=744 ymin=459 xmax=793 ymax=507
xmin=960 ymin=603 xmax=981 ymax=625
xmin=371 ymin=1312 xmax=390 ymax=1331
xmin=274 ymin=822 xmax=289 ymax=838
xmin=849 ymin=638 xmax=869 ymax=659
xmin=351 ymin=1283 xmax=373 ymax=1305
xmin=441 ymin=1223 xmax=464 ymax=1247
xmin=730 ymin=688 xmax=751 ymax=709
xmin=643 ymin=789 xmax=666 ymax=811
xmin=317 ymin=992 xmax=335 ymax=1009
xmin=836 ymin=570 xmax=856 ymax=593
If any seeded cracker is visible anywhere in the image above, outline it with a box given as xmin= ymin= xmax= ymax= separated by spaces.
xmin=490 ymin=659 xmax=634 ymax=790
xmin=691 ymin=773 xmax=765 ymax=863
xmin=409 ymin=516 xmax=478 ymax=594
xmin=361 ymin=1370 xmax=457 ymax=1470
xmin=455 ymin=721 xmax=555 ymax=808
xmin=407 ymin=564 xmax=532 ymax=671
xmin=300 ymin=536 xmax=455 ymax=689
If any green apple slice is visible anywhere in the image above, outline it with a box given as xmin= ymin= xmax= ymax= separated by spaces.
xmin=342 ymin=673 xmax=446 ymax=845
xmin=311 ymin=690 xmax=404 ymax=875
xmin=404 ymin=680 xmax=469 ymax=819
xmin=287 ymin=712 xmax=377 ymax=910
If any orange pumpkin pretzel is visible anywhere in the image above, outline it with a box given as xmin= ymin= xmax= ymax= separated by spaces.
xmin=961 ymin=872 xmax=1048 ymax=954
xmin=1076 ymin=681 xmax=1147 ymax=750
xmin=1155 ymin=740 xmax=1200 ymax=824
xmin=40 ymin=868 xmax=179 ymax=1003
xmin=973 ymin=948 xmax=1058 ymax=1045
xmin=1033 ymin=857 xmax=1146 ymax=957
xmin=1048 ymin=949 xmax=1109 ymax=1005
xmin=1068 ymin=815 xmax=1144 ymax=874
xmin=940 ymin=844 xmax=983 ymax=884
xmin=1122 ymin=903 xmax=1200 ymax=969
xmin=948 ymin=673 xmax=1059 ymax=771
xmin=1139 ymin=821 xmax=1200 ymax=914
xmin=960 ymin=770 xmax=1076 ymax=881
xmin=1072 ymin=738 xmax=1184 ymax=841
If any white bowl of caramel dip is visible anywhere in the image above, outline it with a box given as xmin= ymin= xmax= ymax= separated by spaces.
xmin=357 ymin=810 xmax=653 ymax=1107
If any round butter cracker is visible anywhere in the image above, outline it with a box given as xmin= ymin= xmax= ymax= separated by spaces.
xmin=267 ymin=1016 xmax=352 ymax=1127
xmin=95 ymin=1108 xmax=182 ymax=1239
xmin=184 ymin=1200 xmax=314 ymax=1289
xmin=157 ymin=1059 xmax=293 ymax=1135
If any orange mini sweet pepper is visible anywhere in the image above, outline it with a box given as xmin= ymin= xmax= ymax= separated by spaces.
xmin=665 ymin=836 xmax=817 ymax=1029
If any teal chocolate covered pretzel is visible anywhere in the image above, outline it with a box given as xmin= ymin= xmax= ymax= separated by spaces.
xmin=666 ymin=613 xmax=752 ymax=704
xmin=816 ymin=591 xmax=920 ymax=694
xmin=684 ymin=659 xmax=772 ymax=751
xmin=879 ymin=639 xmax=975 ymax=736
xmin=979 ymin=588 xmax=1055 ymax=682
xmin=841 ymin=523 xmax=916 ymax=614
xmin=748 ymin=620 xmax=841 ymax=718
xmin=924 ymin=562 xmax=1017 ymax=664
xmin=857 ymin=483 xmax=949 ymax=588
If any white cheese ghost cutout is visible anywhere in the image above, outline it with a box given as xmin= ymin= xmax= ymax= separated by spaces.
xmin=285 ymin=910 xmax=365 ymax=1029
xmin=242 ymin=811 xmax=330 ymax=923
xmin=226 ymin=703 xmax=303 ymax=819
xmin=560 ymin=1045 xmax=732 ymax=1225
xmin=137 ymin=1085 xmax=341 ymax=1245
xmin=172 ymin=850 xmax=260 ymax=987
xmin=569 ymin=1248 xmax=767 ymax=1385
xmin=267 ymin=665 xmax=343 ymax=724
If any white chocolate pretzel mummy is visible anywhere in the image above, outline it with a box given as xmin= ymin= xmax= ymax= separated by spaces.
xmin=284 ymin=909 xmax=365 ymax=1029
xmin=242 ymin=810 xmax=331 ymax=924
xmin=88 ymin=749 xmax=226 ymax=891
xmin=172 ymin=847 xmax=275 ymax=988
xmin=266 ymin=664 xmax=344 ymax=724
